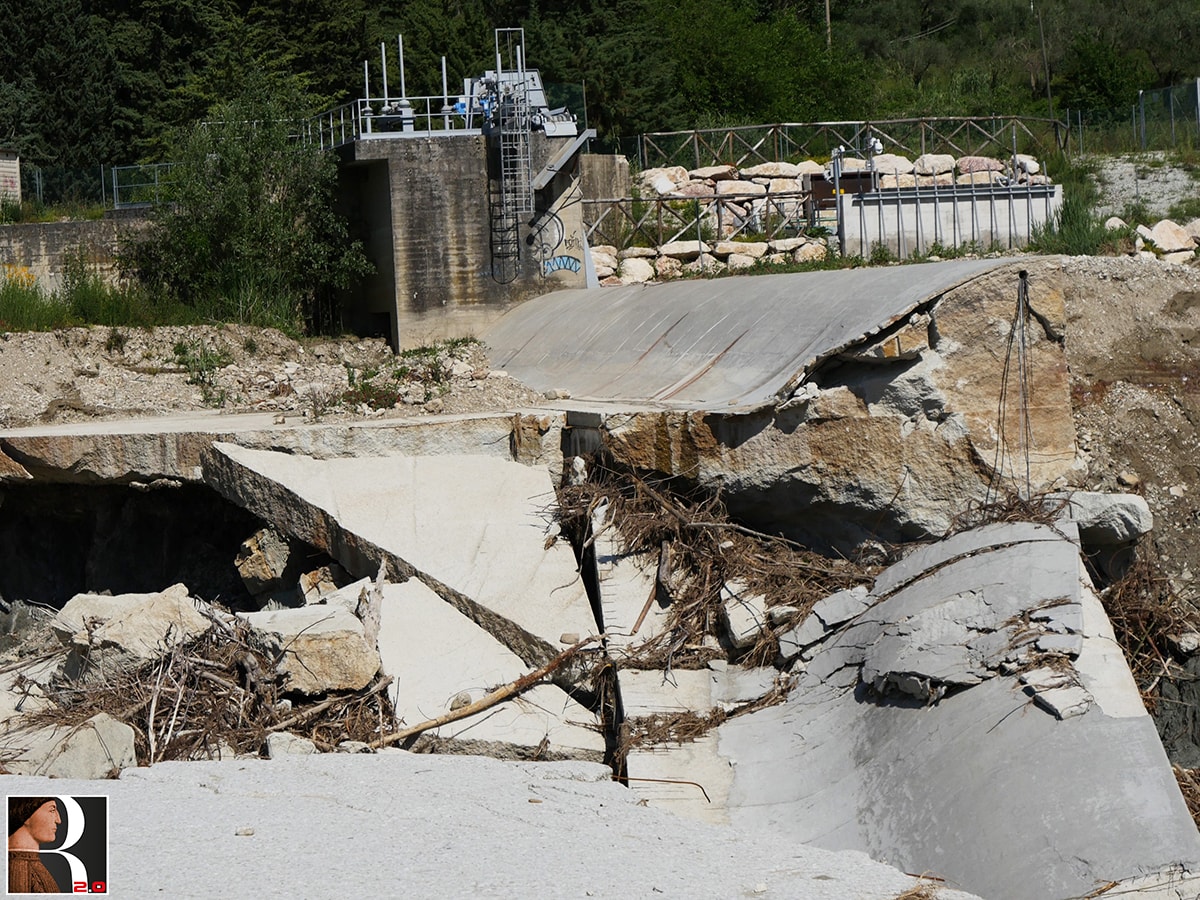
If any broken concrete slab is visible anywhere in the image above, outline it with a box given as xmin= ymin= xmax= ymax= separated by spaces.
xmin=809 ymin=585 xmax=873 ymax=628
xmin=619 ymin=665 xmax=781 ymax=821
xmin=206 ymin=445 xmax=597 ymax=675
xmin=58 ymin=584 xmax=214 ymax=684
xmin=0 ymin=410 xmax=563 ymax=484
xmin=720 ymin=580 xmax=770 ymax=650
xmin=487 ymin=260 xmax=1076 ymax=553
xmin=239 ymin=605 xmax=380 ymax=695
xmin=2 ymin=712 xmax=136 ymax=778
xmin=376 ymin=579 xmax=603 ymax=761
xmin=713 ymin=522 xmax=1200 ymax=900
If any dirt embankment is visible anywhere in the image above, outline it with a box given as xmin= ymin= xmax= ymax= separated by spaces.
xmin=0 ymin=325 xmax=544 ymax=430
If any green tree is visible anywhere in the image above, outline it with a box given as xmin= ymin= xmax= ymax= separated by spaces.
xmin=126 ymin=76 xmax=371 ymax=332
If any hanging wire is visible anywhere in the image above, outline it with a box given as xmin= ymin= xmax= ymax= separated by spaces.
xmin=988 ymin=271 xmax=1035 ymax=502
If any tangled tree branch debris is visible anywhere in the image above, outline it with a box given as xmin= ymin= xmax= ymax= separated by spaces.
xmin=8 ymin=605 xmax=396 ymax=766
xmin=556 ymin=455 xmax=878 ymax=673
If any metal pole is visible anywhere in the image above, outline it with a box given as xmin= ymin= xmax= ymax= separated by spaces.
xmin=381 ymin=42 xmax=389 ymax=101
xmin=1078 ymin=110 xmax=1083 ymax=155
xmin=442 ymin=56 xmax=450 ymax=129
xmin=1171 ymin=86 xmax=1176 ymax=146
xmin=1139 ymin=90 xmax=1146 ymax=150
xmin=398 ymin=36 xmax=407 ymax=98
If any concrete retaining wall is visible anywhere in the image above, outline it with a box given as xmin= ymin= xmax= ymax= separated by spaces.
xmin=0 ymin=220 xmax=145 ymax=291
xmin=840 ymin=184 xmax=1062 ymax=258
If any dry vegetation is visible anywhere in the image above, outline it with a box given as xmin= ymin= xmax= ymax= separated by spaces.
xmin=2 ymin=606 xmax=394 ymax=769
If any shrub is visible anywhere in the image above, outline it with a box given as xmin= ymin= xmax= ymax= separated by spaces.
xmin=124 ymin=74 xmax=371 ymax=334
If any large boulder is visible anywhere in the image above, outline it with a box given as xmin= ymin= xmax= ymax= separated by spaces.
xmin=913 ymin=153 xmax=955 ymax=176
xmin=1052 ymin=491 xmax=1153 ymax=545
xmin=240 ymin=605 xmax=381 ymax=695
xmin=4 ymin=712 xmax=137 ymax=778
xmin=57 ymin=585 xmax=214 ymax=684
xmin=872 ymin=153 xmax=915 ymax=175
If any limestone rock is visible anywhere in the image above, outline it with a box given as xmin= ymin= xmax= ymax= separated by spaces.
xmin=618 ymin=246 xmax=657 ymax=259
xmin=956 ymin=156 xmax=1005 ymax=174
xmin=1104 ymin=216 xmax=1128 ymax=230
xmin=655 ymin=256 xmax=684 ymax=280
xmin=4 ymin=712 xmax=136 ymax=778
xmin=1015 ymin=153 xmax=1041 ymax=175
xmin=1148 ymin=220 xmax=1196 ymax=253
xmin=793 ymin=242 xmax=827 ymax=263
xmin=1053 ymin=491 xmax=1153 ymax=545
xmin=879 ymin=173 xmax=917 ymax=189
xmin=240 ymin=605 xmax=381 ymax=695
xmin=739 ymin=162 xmax=802 ymax=179
xmin=767 ymin=237 xmax=807 ymax=253
xmin=689 ymin=165 xmax=737 ymax=181
xmin=727 ymin=253 xmax=757 ymax=270
xmin=838 ymin=157 xmax=868 ymax=173
xmin=913 ymin=153 xmax=955 ymax=176
xmin=618 ymin=257 xmax=655 ymax=284
xmin=236 ymin=526 xmax=307 ymax=603
xmin=714 ymin=241 xmax=768 ymax=259
xmin=682 ymin=253 xmax=724 ymax=275
xmin=266 ymin=732 xmax=319 ymax=758
xmin=716 ymin=180 xmax=766 ymax=197
xmin=660 ymin=240 xmax=711 ymax=260
xmin=957 ymin=171 xmax=1005 ymax=186
xmin=60 ymin=585 xmax=214 ymax=683
xmin=1184 ymin=218 xmax=1200 ymax=241
xmin=672 ymin=181 xmax=715 ymax=197
xmin=639 ymin=166 xmax=688 ymax=196
xmin=767 ymin=177 xmax=801 ymax=194
xmin=871 ymin=153 xmax=914 ymax=175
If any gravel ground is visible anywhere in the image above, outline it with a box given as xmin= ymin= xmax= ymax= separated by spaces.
xmin=0 ymin=325 xmax=546 ymax=430
xmin=1091 ymin=152 xmax=1200 ymax=220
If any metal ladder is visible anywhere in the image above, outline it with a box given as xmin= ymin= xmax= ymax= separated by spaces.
xmin=490 ymin=87 xmax=532 ymax=283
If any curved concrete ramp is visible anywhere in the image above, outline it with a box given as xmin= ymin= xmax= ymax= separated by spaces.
xmin=484 ymin=259 xmax=1013 ymax=411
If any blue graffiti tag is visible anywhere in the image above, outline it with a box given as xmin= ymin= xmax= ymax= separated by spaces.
xmin=543 ymin=255 xmax=581 ymax=275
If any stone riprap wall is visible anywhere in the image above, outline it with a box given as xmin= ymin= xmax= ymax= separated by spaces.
xmin=590 ymin=234 xmax=830 ymax=285
xmin=0 ymin=220 xmax=143 ymax=292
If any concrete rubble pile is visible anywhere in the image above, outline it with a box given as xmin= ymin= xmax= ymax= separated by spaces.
xmin=2 ymin=256 xmax=1199 ymax=898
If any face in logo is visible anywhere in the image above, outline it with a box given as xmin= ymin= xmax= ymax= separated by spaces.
xmin=24 ymin=801 xmax=61 ymax=845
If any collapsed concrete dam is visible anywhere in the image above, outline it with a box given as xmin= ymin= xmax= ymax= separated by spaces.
xmin=1 ymin=257 xmax=1197 ymax=898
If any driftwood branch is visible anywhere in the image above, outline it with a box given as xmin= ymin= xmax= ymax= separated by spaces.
xmin=268 ymin=676 xmax=393 ymax=734
xmin=369 ymin=637 xmax=598 ymax=749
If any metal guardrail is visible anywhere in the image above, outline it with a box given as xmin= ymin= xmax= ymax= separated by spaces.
xmin=312 ymin=97 xmax=485 ymax=150
xmin=583 ymin=190 xmax=814 ymax=249
xmin=633 ymin=117 xmax=1065 ymax=171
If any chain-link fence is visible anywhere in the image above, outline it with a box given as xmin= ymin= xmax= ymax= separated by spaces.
xmin=17 ymin=165 xmax=110 ymax=208
xmin=1063 ymin=79 xmax=1200 ymax=155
